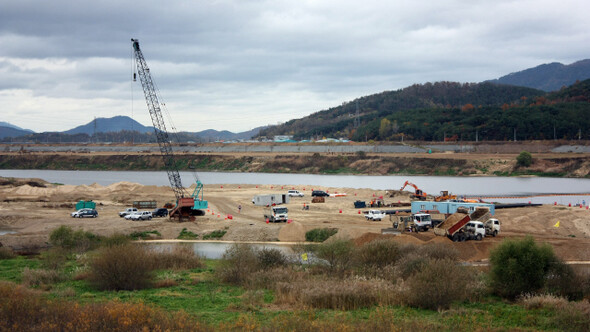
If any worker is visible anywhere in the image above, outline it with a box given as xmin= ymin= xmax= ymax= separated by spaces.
xmin=238 ymin=204 xmax=242 ymax=213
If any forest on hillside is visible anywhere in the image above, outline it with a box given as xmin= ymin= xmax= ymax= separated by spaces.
xmin=259 ymin=80 xmax=590 ymax=141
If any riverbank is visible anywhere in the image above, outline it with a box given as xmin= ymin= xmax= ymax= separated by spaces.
xmin=2 ymin=149 xmax=590 ymax=177
xmin=1 ymin=178 xmax=589 ymax=263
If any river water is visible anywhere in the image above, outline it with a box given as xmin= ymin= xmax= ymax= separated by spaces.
xmin=1 ymin=169 xmax=590 ymax=205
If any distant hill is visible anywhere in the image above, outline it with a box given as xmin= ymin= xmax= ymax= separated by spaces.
xmin=195 ymin=126 xmax=267 ymax=141
xmin=259 ymin=81 xmax=545 ymax=140
xmin=488 ymin=59 xmax=590 ymax=92
xmin=0 ymin=126 xmax=35 ymax=139
xmin=0 ymin=122 xmax=34 ymax=133
xmin=64 ymin=116 xmax=153 ymax=135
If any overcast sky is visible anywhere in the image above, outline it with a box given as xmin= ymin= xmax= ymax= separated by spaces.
xmin=1 ymin=0 xmax=589 ymax=133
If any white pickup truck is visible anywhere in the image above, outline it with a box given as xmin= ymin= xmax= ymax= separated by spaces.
xmin=365 ymin=210 xmax=386 ymax=221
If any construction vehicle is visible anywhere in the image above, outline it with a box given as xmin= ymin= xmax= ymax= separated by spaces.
xmin=131 ymin=39 xmax=207 ymax=221
xmin=434 ymin=207 xmax=493 ymax=241
xmin=399 ymin=181 xmax=427 ymax=200
xmin=264 ymin=206 xmax=288 ymax=223
xmin=434 ymin=190 xmax=457 ymax=202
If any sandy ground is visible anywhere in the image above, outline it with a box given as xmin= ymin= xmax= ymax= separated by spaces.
xmin=1 ymin=179 xmax=589 ymax=262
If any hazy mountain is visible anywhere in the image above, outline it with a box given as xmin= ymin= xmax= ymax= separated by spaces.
xmin=0 ymin=126 xmax=35 ymax=139
xmin=488 ymin=59 xmax=590 ymax=92
xmin=195 ymin=126 xmax=268 ymax=141
xmin=0 ymin=122 xmax=34 ymax=133
xmin=63 ymin=115 xmax=153 ymax=135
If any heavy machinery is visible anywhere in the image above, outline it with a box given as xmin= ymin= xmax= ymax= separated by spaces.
xmin=399 ymin=181 xmax=427 ymax=200
xmin=434 ymin=190 xmax=457 ymax=202
xmin=131 ymin=38 xmax=207 ymax=221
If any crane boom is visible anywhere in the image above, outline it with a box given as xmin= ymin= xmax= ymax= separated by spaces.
xmin=131 ymin=38 xmax=186 ymax=200
xmin=131 ymin=39 xmax=207 ymax=220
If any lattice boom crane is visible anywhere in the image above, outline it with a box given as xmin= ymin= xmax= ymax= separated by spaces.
xmin=131 ymin=38 xmax=207 ymax=220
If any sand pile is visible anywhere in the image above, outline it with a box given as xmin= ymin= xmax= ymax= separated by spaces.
xmin=278 ymin=221 xmax=306 ymax=242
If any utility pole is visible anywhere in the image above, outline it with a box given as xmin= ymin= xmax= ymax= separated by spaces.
xmin=514 ymin=128 xmax=516 ymax=142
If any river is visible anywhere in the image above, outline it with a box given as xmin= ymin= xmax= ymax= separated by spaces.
xmin=1 ymin=169 xmax=590 ymax=205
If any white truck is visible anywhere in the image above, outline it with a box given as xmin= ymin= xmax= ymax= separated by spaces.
xmin=264 ymin=206 xmax=289 ymax=223
xmin=434 ymin=207 xmax=498 ymax=241
xmin=411 ymin=213 xmax=432 ymax=232
xmin=365 ymin=210 xmax=386 ymax=221
xmin=119 ymin=207 xmax=138 ymax=217
xmin=252 ymin=194 xmax=290 ymax=206
xmin=485 ymin=218 xmax=501 ymax=237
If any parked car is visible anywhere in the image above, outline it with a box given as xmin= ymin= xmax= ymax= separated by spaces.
xmin=365 ymin=210 xmax=386 ymax=221
xmin=124 ymin=211 xmax=141 ymax=220
xmin=119 ymin=207 xmax=138 ymax=217
xmin=71 ymin=208 xmax=98 ymax=218
xmin=129 ymin=211 xmax=153 ymax=221
xmin=152 ymin=208 xmax=169 ymax=218
xmin=311 ymin=190 xmax=329 ymax=197
xmin=287 ymin=190 xmax=304 ymax=197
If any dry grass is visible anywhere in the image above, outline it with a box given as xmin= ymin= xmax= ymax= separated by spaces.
xmin=150 ymin=245 xmax=204 ymax=270
xmin=21 ymin=267 xmax=65 ymax=288
xmin=0 ymin=281 xmax=210 ymax=331
xmin=0 ymin=247 xmax=16 ymax=260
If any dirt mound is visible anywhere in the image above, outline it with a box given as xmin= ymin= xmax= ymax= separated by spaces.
xmin=278 ymin=221 xmax=306 ymax=242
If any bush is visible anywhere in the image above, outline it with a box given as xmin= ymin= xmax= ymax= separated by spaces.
xmin=305 ymin=228 xmax=338 ymax=242
xmin=516 ymin=151 xmax=532 ymax=167
xmin=256 ymin=247 xmax=288 ymax=270
xmin=403 ymin=259 xmax=480 ymax=310
xmin=202 ymin=230 xmax=226 ymax=240
xmin=22 ymin=268 xmax=65 ymax=287
xmin=49 ymin=225 xmax=101 ymax=252
xmin=177 ymin=228 xmax=199 ymax=240
xmin=418 ymin=242 xmax=459 ymax=261
xmin=216 ymin=243 xmax=259 ymax=286
xmin=100 ymin=233 xmax=131 ymax=247
xmin=39 ymin=248 xmax=68 ymax=270
xmin=0 ymin=247 xmax=16 ymax=260
xmin=489 ymin=236 xmax=558 ymax=299
xmin=314 ymin=239 xmax=355 ymax=275
xmin=88 ymin=244 xmax=154 ymax=291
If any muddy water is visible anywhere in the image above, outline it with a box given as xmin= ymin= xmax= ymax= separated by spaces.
xmin=2 ymin=169 xmax=590 ymax=205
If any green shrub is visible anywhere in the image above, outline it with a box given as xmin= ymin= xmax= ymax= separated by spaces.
xmin=516 ymin=151 xmax=533 ymax=167
xmin=49 ymin=225 xmax=101 ymax=252
xmin=202 ymin=230 xmax=226 ymax=240
xmin=314 ymin=239 xmax=355 ymax=275
xmin=177 ymin=228 xmax=199 ymax=240
xmin=489 ymin=236 xmax=557 ymax=299
xmin=305 ymin=228 xmax=338 ymax=242
xmin=88 ymin=244 xmax=154 ymax=291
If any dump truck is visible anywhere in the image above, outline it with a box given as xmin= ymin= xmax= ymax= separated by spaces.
xmin=264 ymin=206 xmax=288 ymax=223
xmin=434 ymin=207 xmax=492 ymax=241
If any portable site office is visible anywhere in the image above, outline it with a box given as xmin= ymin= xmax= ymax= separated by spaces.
xmin=411 ymin=201 xmax=495 ymax=215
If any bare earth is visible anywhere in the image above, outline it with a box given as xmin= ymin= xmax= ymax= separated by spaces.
xmin=1 ymin=180 xmax=589 ymax=262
